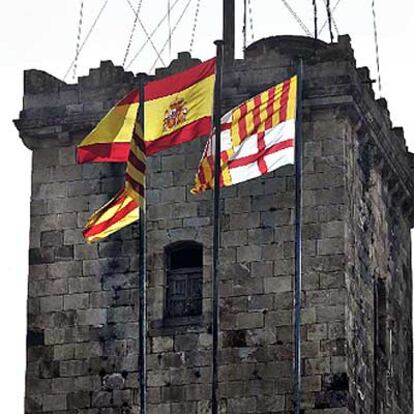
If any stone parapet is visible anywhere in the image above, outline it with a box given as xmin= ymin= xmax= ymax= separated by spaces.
xmin=15 ymin=35 xmax=413 ymax=413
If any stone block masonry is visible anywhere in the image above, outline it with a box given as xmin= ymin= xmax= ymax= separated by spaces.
xmin=16 ymin=36 xmax=414 ymax=413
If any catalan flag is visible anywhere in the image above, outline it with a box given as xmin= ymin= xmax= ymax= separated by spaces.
xmin=83 ymin=188 xmax=139 ymax=243
xmin=192 ymin=75 xmax=297 ymax=193
xmin=83 ymin=124 xmax=145 ymax=243
xmin=77 ymin=58 xmax=215 ymax=163
xmin=77 ymin=89 xmax=139 ymax=163
xmin=125 ymin=123 xmax=146 ymax=203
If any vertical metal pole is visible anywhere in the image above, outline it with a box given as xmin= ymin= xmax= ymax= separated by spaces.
xmin=223 ymin=0 xmax=235 ymax=65
xmin=326 ymin=0 xmax=334 ymax=43
xmin=312 ymin=0 xmax=318 ymax=40
xmin=293 ymin=59 xmax=304 ymax=414
xmin=212 ymin=40 xmax=224 ymax=414
xmin=138 ymin=78 xmax=147 ymax=414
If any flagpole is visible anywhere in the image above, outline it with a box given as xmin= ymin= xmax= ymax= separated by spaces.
xmin=137 ymin=76 xmax=147 ymax=414
xmin=293 ymin=59 xmax=304 ymax=414
xmin=212 ymin=39 xmax=224 ymax=414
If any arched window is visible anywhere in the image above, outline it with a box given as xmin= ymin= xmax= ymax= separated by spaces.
xmin=165 ymin=241 xmax=203 ymax=319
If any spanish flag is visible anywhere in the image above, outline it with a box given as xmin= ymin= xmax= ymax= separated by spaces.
xmin=143 ymin=57 xmax=215 ymax=155
xmin=77 ymin=58 xmax=215 ymax=162
xmin=77 ymin=89 xmax=139 ymax=163
xmin=193 ymin=75 xmax=297 ymax=193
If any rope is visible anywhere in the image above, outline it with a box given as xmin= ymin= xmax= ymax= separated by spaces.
xmin=168 ymin=0 xmax=172 ymax=56
xmin=189 ymin=0 xmax=201 ymax=53
xmin=247 ymin=0 xmax=254 ymax=43
xmin=243 ymin=0 xmax=247 ymax=51
xmin=371 ymin=0 xmax=382 ymax=95
xmin=243 ymin=0 xmax=255 ymax=49
xmin=319 ymin=0 xmax=342 ymax=36
xmin=73 ymin=0 xmax=84 ymax=80
xmin=150 ymin=0 xmax=193 ymax=73
xmin=312 ymin=0 xmax=318 ymax=39
xmin=280 ymin=0 xmax=312 ymax=37
xmin=125 ymin=0 xmax=166 ymax=67
xmin=64 ymin=0 xmax=110 ymax=81
xmin=123 ymin=0 xmax=144 ymax=66
xmin=331 ymin=12 xmax=339 ymax=36
xmin=326 ymin=0 xmax=334 ymax=42
xmin=126 ymin=0 xmax=182 ymax=70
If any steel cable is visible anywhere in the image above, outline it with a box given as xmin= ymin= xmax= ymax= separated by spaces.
xmin=168 ymin=0 xmax=172 ymax=56
xmin=64 ymin=0 xmax=110 ymax=81
xmin=189 ymin=0 xmax=201 ymax=53
xmin=126 ymin=0 xmax=181 ymax=70
xmin=280 ymin=0 xmax=312 ymax=37
xmin=149 ymin=0 xmax=193 ymax=73
xmin=125 ymin=0 xmax=166 ymax=67
xmin=371 ymin=0 xmax=382 ymax=95
xmin=243 ymin=0 xmax=247 ymax=51
xmin=319 ymin=0 xmax=342 ymax=36
xmin=247 ymin=0 xmax=254 ymax=43
xmin=123 ymin=0 xmax=144 ymax=66
xmin=72 ymin=0 xmax=84 ymax=80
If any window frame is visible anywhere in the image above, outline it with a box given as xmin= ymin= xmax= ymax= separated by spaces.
xmin=163 ymin=241 xmax=203 ymax=324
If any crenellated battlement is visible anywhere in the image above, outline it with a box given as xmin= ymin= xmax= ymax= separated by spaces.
xmin=18 ymin=35 xmax=400 ymax=143
xmin=17 ymin=35 xmax=414 ymax=211
xmin=14 ymin=34 xmax=414 ymax=414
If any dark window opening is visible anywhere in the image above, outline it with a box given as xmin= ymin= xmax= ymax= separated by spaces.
xmin=376 ymin=278 xmax=387 ymax=352
xmin=374 ymin=276 xmax=388 ymax=414
xmin=165 ymin=242 xmax=203 ymax=319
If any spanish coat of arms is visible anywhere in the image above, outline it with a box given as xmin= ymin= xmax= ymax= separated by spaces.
xmin=163 ymin=97 xmax=188 ymax=132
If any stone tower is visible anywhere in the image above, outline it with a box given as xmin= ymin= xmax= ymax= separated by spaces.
xmin=15 ymin=35 xmax=413 ymax=414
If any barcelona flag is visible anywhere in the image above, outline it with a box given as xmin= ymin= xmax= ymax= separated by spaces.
xmin=192 ymin=75 xmax=297 ymax=193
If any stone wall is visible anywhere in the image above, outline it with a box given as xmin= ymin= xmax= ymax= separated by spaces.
xmin=338 ymin=74 xmax=414 ymax=413
xmin=15 ymin=35 xmax=413 ymax=413
xmin=344 ymin=120 xmax=413 ymax=413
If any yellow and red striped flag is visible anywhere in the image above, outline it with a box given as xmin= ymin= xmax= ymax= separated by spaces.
xmin=192 ymin=75 xmax=297 ymax=193
xmin=83 ymin=188 xmax=139 ymax=243
xmin=83 ymin=124 xmax=145 ymax=243
xmin=125 ymin=123 xmax=146 ymax=203
xmin=77 ymin=89 xmax=139 ymax=163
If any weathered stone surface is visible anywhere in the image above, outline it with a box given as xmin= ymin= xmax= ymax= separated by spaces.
xmin=102 ymin=373 xmax=125 ymax=390
xmin=43 ymin=394 xmax=67 ymax=411
xmin=17 ymin=35 xmax=413 ymax=414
